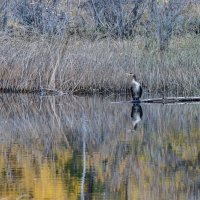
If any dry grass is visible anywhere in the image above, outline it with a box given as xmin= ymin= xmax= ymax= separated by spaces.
xmin=0 ymin=33 xmax=199 ymax=96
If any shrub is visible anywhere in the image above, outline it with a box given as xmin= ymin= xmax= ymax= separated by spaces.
xmin=13 ymin=0 xmax=68 ymax=36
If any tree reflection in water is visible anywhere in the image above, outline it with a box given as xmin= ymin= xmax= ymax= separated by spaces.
xmin=0 ymin=94 xmax=199 ymax=200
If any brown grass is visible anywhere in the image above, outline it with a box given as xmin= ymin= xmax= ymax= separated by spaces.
xmin=0 ymin=34 xmax=199 ymax=96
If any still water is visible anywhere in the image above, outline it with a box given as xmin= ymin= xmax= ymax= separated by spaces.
xmin=0 ymin=94 xmax=199 ymax=200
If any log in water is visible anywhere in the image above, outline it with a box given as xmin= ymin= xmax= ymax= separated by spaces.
xmin=136 ymin=97 xmax=200 ymax=104
xmin=112 ymin=97 xmax=200 ymax=104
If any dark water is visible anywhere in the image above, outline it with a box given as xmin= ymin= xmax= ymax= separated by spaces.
xmin=0 ymin=94 xmax=199 ymax=200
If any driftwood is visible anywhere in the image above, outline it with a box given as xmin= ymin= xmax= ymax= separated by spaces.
xmin=112 ymin=97 xmax=200 ymax=104
xmin=134 ymin=96 xmax=200 ymax=104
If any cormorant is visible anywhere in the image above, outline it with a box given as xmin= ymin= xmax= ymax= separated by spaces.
xmin=130 ymin=73 xmax=142 ymax=100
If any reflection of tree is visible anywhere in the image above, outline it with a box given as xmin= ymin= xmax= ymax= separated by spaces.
xmin=0 ymin=145 xmax=68 ymax=199
xmin=0 ymin=95 xmax=199 ymax=199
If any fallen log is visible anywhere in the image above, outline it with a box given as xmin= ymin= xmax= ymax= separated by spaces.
xmin=134 ymin=96 xmax=200 ymax=104
xmin=111 ymin=97 xmax=200 ymax=104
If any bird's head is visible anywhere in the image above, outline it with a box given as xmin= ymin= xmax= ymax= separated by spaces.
xmin=126 ymin=73 xmax=137 ymax=80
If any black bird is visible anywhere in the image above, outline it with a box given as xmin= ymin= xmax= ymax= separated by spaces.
xmin=131 ymin=104 xmax=143 ymax=130
xmin=129 ymin=73 xmax=142 ymax=100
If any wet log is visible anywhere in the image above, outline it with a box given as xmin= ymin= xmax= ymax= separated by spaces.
xmin=111 ymin=97 xmax=200 ymax=104
xmin=133 ymin=97 xmax=200 ymax=104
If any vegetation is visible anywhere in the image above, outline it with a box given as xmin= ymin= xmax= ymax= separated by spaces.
xmin=0 ymin=0 xmax=200 ymax=95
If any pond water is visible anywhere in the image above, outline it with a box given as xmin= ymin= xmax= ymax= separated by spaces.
xmin=0 ymin=94 xmax=199 ymax=200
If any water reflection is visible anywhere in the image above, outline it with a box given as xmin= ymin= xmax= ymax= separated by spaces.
xmin=131 ymin=104 xmax=143 ymax=131
xmin=0 ymin=94 xmax=199 ymax=200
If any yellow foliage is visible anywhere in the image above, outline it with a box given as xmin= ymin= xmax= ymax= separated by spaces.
xmin=0 ymin=145 xmax=81 ymax=200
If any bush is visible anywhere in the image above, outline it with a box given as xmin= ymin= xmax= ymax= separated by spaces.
xmin=79 ymin=0 xmax=148 ymax=38
xmin=13 ymin=0 xmax=68 ymax=36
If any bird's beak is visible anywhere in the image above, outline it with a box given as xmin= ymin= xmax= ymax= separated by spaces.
xmin=126 ymin=73 xmax=132 ymax=76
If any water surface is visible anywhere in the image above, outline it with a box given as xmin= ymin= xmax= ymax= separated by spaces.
xmin=0 ymin=94 xmax=199 ymax=200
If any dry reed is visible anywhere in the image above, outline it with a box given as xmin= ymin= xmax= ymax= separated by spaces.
xmin=0 ymin=34 xmax=199 ymax=96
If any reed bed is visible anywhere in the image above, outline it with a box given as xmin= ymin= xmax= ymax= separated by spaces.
xmin=0 ymin=34 xmax=199 ymax=96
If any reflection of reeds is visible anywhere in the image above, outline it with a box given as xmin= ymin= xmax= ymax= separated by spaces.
xmin=0 ymin=36 xmax=199 ymax=95
xmin=0 ymin=95 xmax=200 ymax=199
xmin=0 ymin=94 xmax=199 ymax=150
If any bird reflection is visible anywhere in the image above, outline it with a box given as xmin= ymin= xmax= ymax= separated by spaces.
xmin=131 ymin=104 xmax=143 ymax=131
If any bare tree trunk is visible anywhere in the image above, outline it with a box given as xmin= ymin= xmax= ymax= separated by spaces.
xmin=151 ymin=0 xmax=190 ymax=51
xmin=2 ymin=11 xmax=8 ymax=31
xmin=1 ymin=0 xmax=9 ymax=31
xmin=79 ymin=0 xmax=147 ymax=38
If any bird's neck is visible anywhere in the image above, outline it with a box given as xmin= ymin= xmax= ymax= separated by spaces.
xmin=132 ymin=79 xmax=137 ymax=83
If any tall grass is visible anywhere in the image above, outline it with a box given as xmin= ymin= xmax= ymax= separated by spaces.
xmin=0 ymin=34 xmax=199 ymax=96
